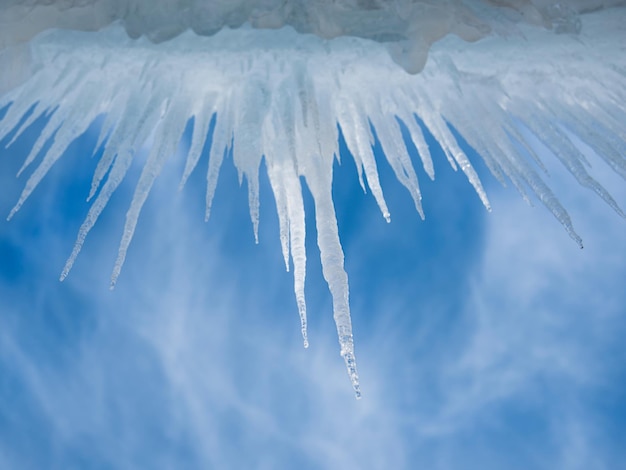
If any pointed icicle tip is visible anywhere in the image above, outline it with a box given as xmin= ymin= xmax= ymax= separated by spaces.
xmin=341 ymin=350 xmax=362 ymax=400
xmin=7 ymin=206 xmax=18 ymax=221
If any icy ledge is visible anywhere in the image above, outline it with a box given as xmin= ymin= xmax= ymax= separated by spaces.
xmin=1 ymin=1 xmax=616 ymax=73
xmin=1 ymin=9 xmax=625 ymax=397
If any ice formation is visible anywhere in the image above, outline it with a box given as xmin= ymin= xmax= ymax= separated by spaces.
xmin=1 ymin=1 xmax=625 ymax=397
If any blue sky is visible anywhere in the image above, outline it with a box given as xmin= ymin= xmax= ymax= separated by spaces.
xmin=0 ymin=108 xmax=625 ymax=469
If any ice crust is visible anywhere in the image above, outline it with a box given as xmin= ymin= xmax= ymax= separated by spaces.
xmin=2 ymin=1 xmax=626 ymax=73
xmin=1 ymin=3 xmax=625 ymax=396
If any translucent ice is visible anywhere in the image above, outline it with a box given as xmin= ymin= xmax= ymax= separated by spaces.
xmin=1 ymin=1 xmax=625 ymax=397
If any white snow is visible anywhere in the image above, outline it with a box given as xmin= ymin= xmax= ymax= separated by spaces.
xmin=3 ymin=1 xmax=626 ymax=71
xmin=1 ymin=3 xmax=625 ymax=397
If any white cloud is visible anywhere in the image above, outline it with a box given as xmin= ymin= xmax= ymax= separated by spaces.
xmin=0 ymin=120 xmax=624 ymax=469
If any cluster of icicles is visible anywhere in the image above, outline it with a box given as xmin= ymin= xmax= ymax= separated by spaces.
xmin=1 ymin=2 xmax=625 ymax=397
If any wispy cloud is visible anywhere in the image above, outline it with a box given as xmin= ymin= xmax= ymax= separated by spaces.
xmin=0 ymin=127 xmax=624 ymax=469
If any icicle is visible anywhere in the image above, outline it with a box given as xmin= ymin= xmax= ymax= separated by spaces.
xmin=397 ymin=111 xmax=435 ymax=181
xmin=2 ymin=5 xmax=626 ymax=398
xmin=264 ymin=82 xmax=310 ymax=347
xmin=336 ymin=99 xmax=391 ymax=222
xmin=232 ymin=79 xmax=270 ymax=243
xmin=205 ymin=99 xmax=233 ymax=223
xmin=179 ymin=105 xmax=215 ymax=191
xmin=369 ymin=115 xmax=424 ymax=218
xmin=89 ymin=91 xmax=156 ymax=200
xmin=418 ymin=105 xmax=491 ymax=212
xmin=110 ymin=97 xmax=189 ymax=287
xmin=519 ymin=110 xmax=625 ymax=218
xmin=60 ymin=149 xmax=134 ymax=281
xmin=315 ymin=188 xmax=361 ymax=398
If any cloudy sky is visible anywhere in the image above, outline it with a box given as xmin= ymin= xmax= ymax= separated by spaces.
xmin=1 ymin=102 xmax=625 ymax=469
